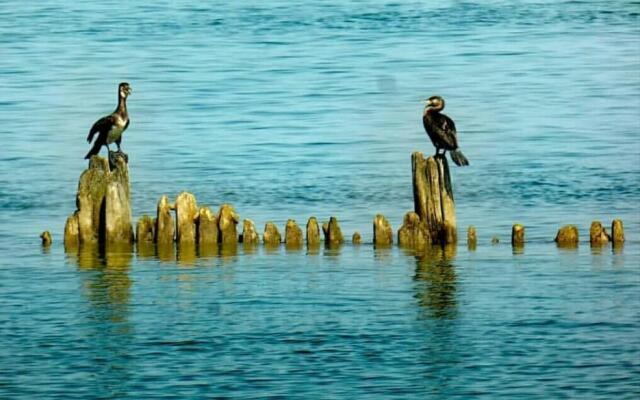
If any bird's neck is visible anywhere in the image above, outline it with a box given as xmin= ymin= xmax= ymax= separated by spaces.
xmin=424 ymin=106 xmax=443 ymax=116
xmin=116 ymin=95 xmax=127 ymax=115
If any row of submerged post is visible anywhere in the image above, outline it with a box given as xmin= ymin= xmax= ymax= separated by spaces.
xmin=54 ymin=151 xmax=625 ymax=253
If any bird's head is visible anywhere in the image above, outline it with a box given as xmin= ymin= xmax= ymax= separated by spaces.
xmin=423 ymin=95 xmax=445 ymax=111
xmin=119 ymin=82 xmax=132 ymax=98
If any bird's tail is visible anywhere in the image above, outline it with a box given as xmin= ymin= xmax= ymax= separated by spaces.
xmin=84 ymin=141 xmax=101 ymax=160
xmin=450 ymin=149 xmax=469 ymax=166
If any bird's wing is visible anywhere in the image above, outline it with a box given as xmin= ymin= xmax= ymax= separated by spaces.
xmin=87 ymin=115 xmax=114 ymax=143
xmin=439 ymin=114 xmax=459 ymax=148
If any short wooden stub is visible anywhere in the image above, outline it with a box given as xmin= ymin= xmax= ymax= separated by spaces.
xmin=136 ymin=215 xmax=155 ymax=243
xmin=467 ymin=225 xmax=477 ymax=249
xmin=306 ymin=217 xmax=321 ymax=246
xmin=612 ymin=219 xmax=625 ymax=246
xmin=412 ymin=152 xmax=456 ymax=245
xmin=373 ymin=214 xmax=393 ymax=246
xmin=555 ymin=225 xmax=579 ymax=247
xmin=197 ymin=207 xmax=218 ymax=247
xmin=589 ymin=221 xmax=610 ymax=246
xmin=397 ymin=211 xmax=429 ymax=249
xmin=285 ymin=219 xmax=303 ymax=247
xmin=512 ymin=224 xmax=525 ymax=246
xmin=155 ymin=195 xmax=175 ymax=244
xmin=263 ymin=222 xmax=281 ymax=245
xmin=241 ymin=219 xmax=259 ymax=245
xmin=352 ymin=232 xmax=362 ymax=245
xmin=40 ymin=231 xmax=52 ymax=247
xmin=322 ymin=217 xmax=344 ymax=245
xmin=175 ymin=192 xmax=198 ymax=245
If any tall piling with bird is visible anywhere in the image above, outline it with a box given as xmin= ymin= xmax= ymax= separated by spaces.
xmin=411 ymin=151 xmax=457 ymax=245
xmin=63 ymin=154 xmax=133 ymax=249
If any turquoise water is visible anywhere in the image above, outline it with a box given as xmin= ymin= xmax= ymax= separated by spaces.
xmin=1 ymin=1 xmax=639 ymax=398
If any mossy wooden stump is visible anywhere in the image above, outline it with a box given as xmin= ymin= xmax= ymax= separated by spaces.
xmin=64 ymin=154 xmax=133 ymax=249
xmin=411 ymin=151 xmax=457 ymax=245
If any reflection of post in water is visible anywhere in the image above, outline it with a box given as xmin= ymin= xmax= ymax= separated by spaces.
xmin=65 ymin=242 xmax=134 ymax=392
xmin=136 ymin=240 xmax=155 ymax=259
xmin=413 ymin=244 xmax=458 ymax=319
xmin=177 ymin=242 xmax=197 ymax=267
xmin=156 ymin=241 xmax=176 ymax=262
xmin=219 ymin=242 xmax=239 ymax=263
xmin=65 ymin=242 xmax=133 ymax=325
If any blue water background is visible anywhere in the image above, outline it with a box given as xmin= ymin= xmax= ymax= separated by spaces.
xmin=1 ymin=1 xmax=639 ymax=398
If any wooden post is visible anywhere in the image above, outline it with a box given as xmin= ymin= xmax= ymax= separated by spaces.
xmin=155 ymin=195 xmax=175 ymax=244
xmin=306 ymin=217 xmax=321 ymax=246
xmin=285 ymin=219 xmax=303 ymax=247
xmin=412 ymin=152 xmax=457 ymax=244
xmin=217 ymin=204 xmax=239 ymax=245
xmin=175 ymin=192 xmax=198 ymax=245
xmin=322 ymin=217 xmax=344 ymax=245
xmin=263 ymin=222 xmax=281 ymax=245
xmin=467 ymin=225 xmax=477 ymax=249
xmin=352 ymin=232 xmax=362 ymax=245
xmin=612 ymin=219 xmax=625 ymax=246
xmin=512 ymin=224 xmax=525 ymax=246
xmin=397 ymin=211 xmax=429 ymax=249
xmin=589 ymin=221 xmax=610 ymax=246
xmin=555 ymin=225 xmax=579 ymax=247
xmin=197 ymin=207 xmax=218 ymax=247
xmin=373 ymin=214 xmax=393 ymax=246
xmin=63 ymin=154 xmax=133 ymax=248
xmin=241 ymin=219 xmax=259 ymax=245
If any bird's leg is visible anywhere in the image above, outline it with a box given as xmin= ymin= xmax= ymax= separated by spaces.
xmin=116 ymin=143 xmax=128 ymax=163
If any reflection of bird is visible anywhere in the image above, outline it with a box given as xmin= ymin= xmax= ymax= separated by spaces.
xmin=422 ymin=95 xmax=469 ymax=166
xmin=85 ymin=82 xmax=131 ymax=160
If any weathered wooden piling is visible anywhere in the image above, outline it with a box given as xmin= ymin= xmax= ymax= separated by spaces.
xmin=512 ymin=224 xmax=525 ymax=246
xmin=322 ymin=217 xmax=344 ymax=245
xmin=155 ymin=195 xmax=175 ymax=244
xmin=263 ymin=222 xmax=281 ymax=245
xmin=352 ymin=232 xmax=362 ymax=245
xmin=63 ymin=154 xmax=133 ymax=247
xmin=241 ymin=219 xmax=260 ymax=245
xmin=285 ymin=219 xmax=303 ymax=247
xmin=589 ymin=221 xmax=610 ymax=246
xmin=64 ymin=214 xmax=80 ymax=249
xmin=397 ymin=211 xmax=429 ymax=249
xmin=491 ymin=236 xmax=500 ymax=245
xmin=197 ymin=207 xmax=218 ymax=247
xmin=412 ymin=152 xmax=456 ymax=245
xmin=612 ymin=219 xmax=625 ymax=246
xmin=555 ymin=225 xmax=579 ymax=247
xmin=217 ymin=204 xmax=239 ymax=245
xmin=306 ymin=217 xmax=321 ymax=245
xmin=373 ymin=214 xmax=393 ymax=246
xmin=104 ymin=155 xmax=133 ymax=245
xmin=175 ymin=192 xmax=198 ymax=245
xmin=136 ymin=215 xmax=155 ymax=243
xmin=467 ymin=225 xmax=477 ymax=249
xmin=40 ymin=231 xmax=52 ymax=247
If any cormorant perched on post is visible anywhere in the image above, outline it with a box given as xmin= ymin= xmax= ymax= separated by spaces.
xmin=85 ymin=82 xmax=131 ymax=160
xmin=422 ymin=95 xmax=469 ymax=166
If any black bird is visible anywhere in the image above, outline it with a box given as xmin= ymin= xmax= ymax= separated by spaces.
xmin=422 ymin=95 xmax=469 ymax=166
xmin=85 ymin=82 xmax=132 ymax=160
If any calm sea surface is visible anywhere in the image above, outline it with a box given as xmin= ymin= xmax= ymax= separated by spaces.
xmin=1 ymin=1 xmax=639 ymax=398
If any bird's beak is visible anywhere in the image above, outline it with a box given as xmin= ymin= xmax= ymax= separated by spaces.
xmin=422 ymin=99 xmax=431 ymax=106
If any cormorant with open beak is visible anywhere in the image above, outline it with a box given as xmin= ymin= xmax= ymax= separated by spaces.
xmin=422 ymin=95 xmax=469 ymax=166
xmin=85 ymin=82 xmax=131 ymax=160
